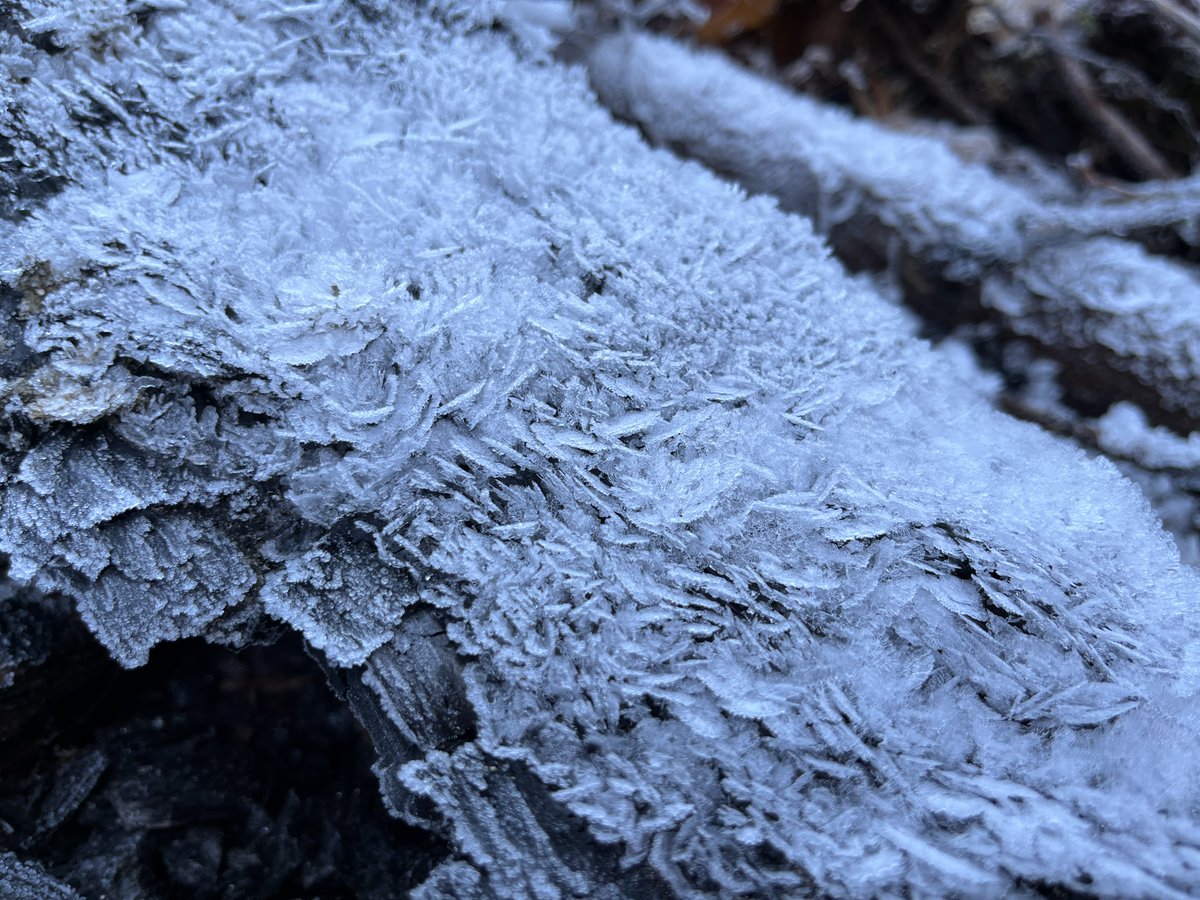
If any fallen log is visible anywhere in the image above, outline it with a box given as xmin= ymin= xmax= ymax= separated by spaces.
xmin=1 ymin=3 xmax=1199 ymax=896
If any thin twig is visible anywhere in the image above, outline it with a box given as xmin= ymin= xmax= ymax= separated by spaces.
xmin=1041 ymin=29 xmax=1176 ymax=180
xmin=1141 ymin=0 xmax=1200 ymax=45
xmin=874 ymin=7 xmax=990 ymax=126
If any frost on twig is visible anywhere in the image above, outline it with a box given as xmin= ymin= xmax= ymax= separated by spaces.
xmin=587 ymin=31 xmax=1200 ymax=434
xmin=0 ymin=852 xmax=80 ymax=899
xmin=1 ymin=2 xmax=1200 ymax=896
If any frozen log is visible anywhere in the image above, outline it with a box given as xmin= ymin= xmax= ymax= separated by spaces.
xmin=587 ymin=31 xmax=1200 ymax=434
xmin=2 ymin=2 xmax=1200 ymax=896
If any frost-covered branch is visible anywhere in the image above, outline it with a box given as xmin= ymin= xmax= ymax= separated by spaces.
xmin=587 ymin=32 xmax=1200 ymax=434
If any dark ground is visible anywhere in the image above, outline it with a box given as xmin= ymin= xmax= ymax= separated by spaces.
xmin=0 ymin=594 xmax=446 ymax=898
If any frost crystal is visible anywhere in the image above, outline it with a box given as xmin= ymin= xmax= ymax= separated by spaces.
xmin=1 ymin=2 xmax=1199 ymax=896
xmin=0 ymin=852 xmax=80 ymax=899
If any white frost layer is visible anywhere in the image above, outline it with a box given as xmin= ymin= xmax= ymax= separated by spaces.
xmin=989 ymin=238 xmax=1200 ymax=423
xmin=1 ymin=3 xmax=1199 ymax=896
xmin=1096 ymin=402 xmax=1200 ymax=566
xmin=587 ymin=30 xmax=1039 ymax=274
xmin=1098 ymin=402 xmax=1200 ymax=471
xmin=588 ymin=32 xmax=1200 ymax=427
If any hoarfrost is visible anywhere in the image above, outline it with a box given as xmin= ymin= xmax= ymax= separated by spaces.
xmin=588 ymin=31 xmax=1200 ymax=434
xmin=1 ymin=2 xmax=1198 ymax=896
xmin=986 ymin=238 xmax=1200 ymax=427
xmin=0 ymin=852 xmax=80 ymax=899
xmin=1099 ymin=401 xmax=1200 ymax=471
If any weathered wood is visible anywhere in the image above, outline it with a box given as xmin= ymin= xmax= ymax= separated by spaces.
xmin=1 ymin=4 xmax=1199 ymax=897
